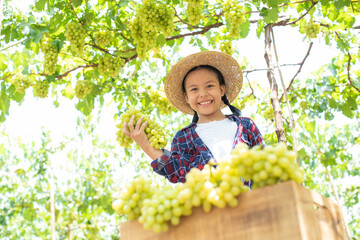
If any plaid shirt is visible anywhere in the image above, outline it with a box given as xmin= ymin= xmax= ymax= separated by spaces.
xmin=151 ymin=115 xmax=265 ymax=183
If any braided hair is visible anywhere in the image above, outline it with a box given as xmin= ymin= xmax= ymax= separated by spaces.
xmin=182 ymin=65 xmax=242 ymax=123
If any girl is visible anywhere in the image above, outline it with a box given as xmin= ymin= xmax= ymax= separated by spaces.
xmin=123 ymin=51 xmax=265 ymax=183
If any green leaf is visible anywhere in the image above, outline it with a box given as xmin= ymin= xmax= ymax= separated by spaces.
xmin=328 ymin=97 xmax=338 ymax=109
xmin=34 ymin=0 xmax=47 ymax=11
xmin=72 ymin=0 xmax=83 ymax=8
xmin=340 ymin=103 xmax=354 ymax=118
xmin=156 ymin=34 xmax=166 ymax=47
xmin=239 ymin=21 xmax=250 ymax=38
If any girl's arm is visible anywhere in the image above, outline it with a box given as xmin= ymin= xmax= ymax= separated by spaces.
xmin=122 ymin=115 xmax=163 ymax=160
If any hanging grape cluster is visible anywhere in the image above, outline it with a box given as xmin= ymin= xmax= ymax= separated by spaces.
xmin=95 ymin=31 xmax=113 ymax=47
xmin=263 ymin=107 xmax=275 ymax=120
xmin=33 ymin=80 xmax=50 ymax=98
xmin=112 ymin=142 xmax=304 ymax=233
xmin=10 ymin=73 xmax=32 ymax=94
xmin=219 ymin=40 xmax=234 ymax=55
xmin=149 ymin=90 xmax=174 ymax=115
xmin=64 ymin=22 xmax=87 ymax=56
xmin=222 ymin=0 xmax=246 ymax=38
xmin=75 ymin=80 xmax=93 ymax=99
xmin=129 ymin=0 xmax=175 ymax=60
xmin=40 ymin=38 xmax=58 ymax=75
xmin=184 ymin=0 xmax=204 ymax=25
xmin=304 ymin=20 xmax=320 ymax=39
xmin=98 ymin=54 xmax=125 ymax=77
xmin=115 ymin=108 xmax=167 ymax=150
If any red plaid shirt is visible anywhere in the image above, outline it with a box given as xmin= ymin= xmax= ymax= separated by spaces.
xmin=151 ymin=115 xmax=265 ymax=183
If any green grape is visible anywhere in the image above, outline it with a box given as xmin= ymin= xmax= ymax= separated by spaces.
xmin=264 ymin=107 xmax=275 ymax=120
xmin=129 ymin=0 xmax=175 ymax=60
xmin=33 ymin=80 xmax=50 ymax=98
xmin=115 ymin=108 xmax=167 ymax=150
xmin=40 ymin=38 xmax=58 ymax=75
xmin=220 ymin=41 xmax=234 ymax=55
xmin=304 ymin=20 xmax=320 ymax=39
xmin=75 ymin=80 xmax=93 ymax=99
xmin=95 ymin=31 xmax=113 ymax=47
xmin=64 ymin=22 xmax=86 ymax=56
xmin=230 ymin=142 xmax=304 ymax=189
xmin=149 ymin=90 xmax=174 ymax=115
xmin=184 ymin=0 xmax=204 ymax=25
xmin=222 ymin=0 xmax=246 ymax=38
xmin=10 ymin=73 xmax=32 ymax=94
xmin=98 ymin=54 xmax=125 ymax=77
xmin=112 ymin=177 xmax=154 ymax=220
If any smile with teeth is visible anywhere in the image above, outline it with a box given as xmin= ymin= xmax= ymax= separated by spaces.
xmin=198 ymin=100 xmax=213 ymax=105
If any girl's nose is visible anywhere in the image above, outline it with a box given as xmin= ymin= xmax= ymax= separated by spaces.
xmin=199 ymin=88 xmax=208 ymax=97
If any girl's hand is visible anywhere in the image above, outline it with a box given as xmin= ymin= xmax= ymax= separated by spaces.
xmin=123 ymin=115 xmax=149 ymax=148
xmin=122 ymin=115 xmax=164 ymax=160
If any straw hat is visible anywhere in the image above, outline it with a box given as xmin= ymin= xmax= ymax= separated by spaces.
xmin=164 ymin=51 xmax=243 ymax=115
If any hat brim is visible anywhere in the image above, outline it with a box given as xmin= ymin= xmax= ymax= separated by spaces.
xmin=165 ymin=51 xmax=243 ymax=115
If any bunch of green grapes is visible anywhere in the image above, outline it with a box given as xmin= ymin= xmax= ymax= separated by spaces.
xmin=129 ymin=0 xmax=174 ymax=60
xmin=33 ymin=80 xmax=50 ymax=98
xmin=95 ymin=31 xmax=113 ymax=47
xmin=263 ymin=107 xmax=275 ymax=120
xmin=40 ymin=38 xmax=58 ymax=75
xmin=201 ymin=160 xmax=249 ymax=209
xmin=304 ymin=20 xmax=320 ymax=39
xmin=98 ymin=54 xmax=125 ymax=77
xmin=222 ymin=0 xmax=246 ymax=38
xmin=10 ymin=73 xmax=32 ymax=94
xmin=139 ymin=185 xmax=186 ymax=232
xmin=184 ymin=0 xmax=204 ymax=25
xmin=230 ymin=142 xmax=304 ymax=189
xmin=137 ymin=0 xmax=174 ymax=37
xmin=149 ymin=90 xmax=173 ymax=115
xmin=219 ymin=40 xmax=234 ymax=55
xmin=232 ymin=97 xmax=246 ymax=110
xmin=64 ymin=22 xmax=86 ymax=56
xmin=112 ymin=177 xmax=154 ymax=220
xmin=75 ymin=80 xmax=93 ymax=99
xmin=115 ymin=109 xmax=167 ymax=150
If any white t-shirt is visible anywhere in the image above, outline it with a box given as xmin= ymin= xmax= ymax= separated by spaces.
xmin=195 ymin=118 xmax=237 ymax=161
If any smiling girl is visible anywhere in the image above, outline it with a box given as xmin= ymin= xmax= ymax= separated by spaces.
xmin=123 ymin=51 xmax=265 ymax=183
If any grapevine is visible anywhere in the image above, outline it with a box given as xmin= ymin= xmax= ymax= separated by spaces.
xmin=98 ymin=54 xmax=125 ymax=77
xmin=75 ymin=80 xmax=93 ymax=99
xmin=222 ymin=0 xmax=246 ymax=38
xmin=129 ymin=0 xmax=175 ymax=60
xmin=10 ymin=73 xmax=32 ymax=94
xmin=149 ymin=90 xmax=174 ymax=115
xmin=40 ymin=38 xmax=58 ymax=75
xmin=115 ymin=108 xmax=167 ymax=150
xmin=64 ymin=22 xmax=87 ymax=56
xmin=184 ymin=0 xmax=204 ymax=25
xmin=33 ymin=80 xmax=50 ymax=98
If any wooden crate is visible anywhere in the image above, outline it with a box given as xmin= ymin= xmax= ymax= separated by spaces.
xmin=120 ymin=181 xmax=346 ymax=240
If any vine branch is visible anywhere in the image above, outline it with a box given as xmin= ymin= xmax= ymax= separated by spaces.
xmin=279 ymin=42 xmax=313 ymax=101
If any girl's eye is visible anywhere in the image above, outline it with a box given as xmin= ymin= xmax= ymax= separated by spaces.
xmin=207 ymin=84 xmax=214 ymax=88
xmin=190 ymin=88 xmax=197 ymax=92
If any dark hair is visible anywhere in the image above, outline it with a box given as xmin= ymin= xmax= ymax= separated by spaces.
xmin=182 ymin=65 xmax=242 ymax=123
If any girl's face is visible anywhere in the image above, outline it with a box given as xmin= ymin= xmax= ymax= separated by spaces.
xmin=183 ymin=68 xmax=226 ymax=123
